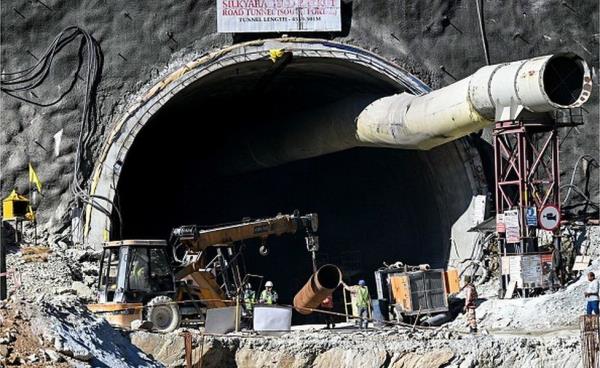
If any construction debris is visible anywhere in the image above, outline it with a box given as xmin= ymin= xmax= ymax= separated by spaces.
xmin=21 ymin=246 xmax=51 ymax=263
xmin=0 ymin=294 xmax=162 ymax=367
xmin=0 ymin=226 xmax=596 ymax=367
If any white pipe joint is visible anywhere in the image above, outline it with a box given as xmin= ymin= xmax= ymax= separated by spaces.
xmin=356 ymin=53 xmax=592 ymax=150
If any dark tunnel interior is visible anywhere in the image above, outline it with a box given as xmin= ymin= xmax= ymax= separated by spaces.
xmin=114 ymin=57 xmax=475 ymax=322
xmin=543 ymin=55 xmax=586 ymax=106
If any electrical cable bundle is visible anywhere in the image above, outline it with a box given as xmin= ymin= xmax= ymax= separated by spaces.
xmin=1 ymin=26 xmax=122 ymax=238
xmin=561 ymin=154 xmax=599 ymax=221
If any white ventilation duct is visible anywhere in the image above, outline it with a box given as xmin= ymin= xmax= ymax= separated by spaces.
xmin=357 ymin=53 xmax=592 ymax=150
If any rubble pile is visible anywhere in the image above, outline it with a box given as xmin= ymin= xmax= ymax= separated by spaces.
xmin=5 ymin=237 xmax=100 ymax=301
xmin=0 ymin=298 xmax=69 ymax=367
xmin=131 ymin=324 xmax=581 ymax=368
xmin=1 ymin=235 xmax=162 ymax=367
xmin=0 ymin=293 xmax=163 ymax=367
xmin=29 ymin=296 xmax=162 ymax=367
xmin=450 ymin=226 xmax=600 ymax=332
xmin=457 ymin=261 xmax=600 ymax=332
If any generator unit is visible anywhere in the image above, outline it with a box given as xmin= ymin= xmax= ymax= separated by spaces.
xmin=375 ymin=263 xmax=460 ymax=323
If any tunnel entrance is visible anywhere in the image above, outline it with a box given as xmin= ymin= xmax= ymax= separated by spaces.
xmin=111 ymin=53 xmax=477 ymax=316
xmin=118 ymin=145 xmax=442 ymax=310
xmin=84 ymin=40 xmax=480 ymax=322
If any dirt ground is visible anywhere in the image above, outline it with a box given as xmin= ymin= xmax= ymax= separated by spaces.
xmin=0 ymin=298 xmax=70 ymax=367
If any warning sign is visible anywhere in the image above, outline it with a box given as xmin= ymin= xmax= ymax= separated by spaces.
xmin=501 ymin=253 xmax=550 ymax=289
xmin=496 ymin=213 xmax=506 ymax=233
xmin=526 ymin=207 xmax=537 ymax=227
xmin=217 ymin=0 xmax=342 ymax=33
xmin=521 ymin=255 xmax=542 ymax=286
xmin=539 ymin=205 xmax=560 ymax=231
xmin=504 ymin=210 xmax=520 ymax=244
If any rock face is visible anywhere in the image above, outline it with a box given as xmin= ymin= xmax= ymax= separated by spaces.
xmin=131 ymin=331 xmax=186 ymax=367
xmin=0 ymin=0 xmax=597 ymax=235
xmin=28 ymin=296 xmax=163 ymax=367
xmin=235 ymin=347 xmax=313 ymax=368
xmin=312 ymin=348 xmax=389 ymax=368
xmin=389 ymin=349 xmax=454 ymax=368
xmin=130 ymin=326 xmax=583 ymax=368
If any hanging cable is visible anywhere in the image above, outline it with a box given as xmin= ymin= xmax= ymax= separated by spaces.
xmin=1 ymin=27 xmax=123 ymax=238
xmin=475 ymin=0 xmax=491 ymax=65
xmin=561 ymin=184 xmax=599 ymax=207
xmin=562 ymin=154 xmax=599 ymax=206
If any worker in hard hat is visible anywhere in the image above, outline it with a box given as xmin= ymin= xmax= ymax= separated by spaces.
xmin=243 ymin=283 xmax=256 ymax=314
xmin=259 ymin=281 xmax=278 ymax=304
xmin=342 ymin=279 xmax=371 ymax=329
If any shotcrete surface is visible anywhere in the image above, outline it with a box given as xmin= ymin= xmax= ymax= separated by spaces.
xmin=1 ymin=0 xmax=598 ymax=231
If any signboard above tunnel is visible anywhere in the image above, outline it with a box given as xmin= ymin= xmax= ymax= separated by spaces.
xmin=217 ymin=0 xmax=342 ymax=33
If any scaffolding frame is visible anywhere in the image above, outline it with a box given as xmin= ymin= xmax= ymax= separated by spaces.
xmin=493 ymin=120 xmax=561 ymax=246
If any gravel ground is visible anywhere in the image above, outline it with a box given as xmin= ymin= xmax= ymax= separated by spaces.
xmin=449 ymin=226 xmax=600 ymax=333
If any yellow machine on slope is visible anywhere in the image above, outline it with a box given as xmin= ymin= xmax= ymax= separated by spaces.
xmin=88 ymin=212 xmax=319 ymax=332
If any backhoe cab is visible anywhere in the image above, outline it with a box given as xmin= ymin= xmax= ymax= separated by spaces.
xmin=97 ymin=240 xmax=176 ymax=304
xmin=89 ymin=240 xmax=184 ymax=332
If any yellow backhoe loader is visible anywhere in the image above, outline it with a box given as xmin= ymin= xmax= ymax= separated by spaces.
xmin=88 ymin=211 xmax=319 ymax=332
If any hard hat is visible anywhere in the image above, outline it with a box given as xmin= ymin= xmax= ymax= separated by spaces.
xmin=265 ymin=281 xmax=273 ymax=287
xmin=358 ymin=279 xmax=366 ymax=286
xmin=244 ymin=283 xmax=252 ymax=289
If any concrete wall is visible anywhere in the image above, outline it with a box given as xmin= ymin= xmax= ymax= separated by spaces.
xmin=1 ymin=0 xmax=598 ymax=233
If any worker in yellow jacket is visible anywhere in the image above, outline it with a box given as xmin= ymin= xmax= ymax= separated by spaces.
xmin=259 ymin=281 xmax=278 ymax=304
xmin=342 ymin=280 xmax=370 ymax=329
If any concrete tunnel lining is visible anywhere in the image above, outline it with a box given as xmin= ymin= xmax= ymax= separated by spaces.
xmin=85 ymin=39 xmax=485 ymax=306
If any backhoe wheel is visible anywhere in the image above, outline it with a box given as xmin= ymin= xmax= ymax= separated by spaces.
xmin=147 ymin=296 xmax=181 ymax=333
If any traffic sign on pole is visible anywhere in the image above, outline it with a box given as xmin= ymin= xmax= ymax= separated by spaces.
xmin=539 ymin=205 xmax=560 ymax=231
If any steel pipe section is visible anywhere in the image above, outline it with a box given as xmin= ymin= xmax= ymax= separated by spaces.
xmin=356 ymin=53 xmax=592 ymax=150
xmin=293 ymin=264 xmax=342 ymax=315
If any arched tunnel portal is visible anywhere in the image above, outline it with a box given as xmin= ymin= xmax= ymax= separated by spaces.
xmin=86 ymin=39 xmax=484 ymax=311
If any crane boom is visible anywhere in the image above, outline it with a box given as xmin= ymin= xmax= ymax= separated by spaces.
xmin=172 ymin=212 xmax=318 ymax=252
xmin=170 ymin=212 xmax=319 ymax=307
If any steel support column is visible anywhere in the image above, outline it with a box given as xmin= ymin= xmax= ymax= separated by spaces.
xmin=494 ymin=120 xmax=561 ymax=253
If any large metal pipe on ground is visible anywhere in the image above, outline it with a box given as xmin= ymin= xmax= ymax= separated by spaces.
xmin=293 ymin=264 xmax=342 ymax=315
xmin=215 ymin=53 xmax=591 ymax=174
